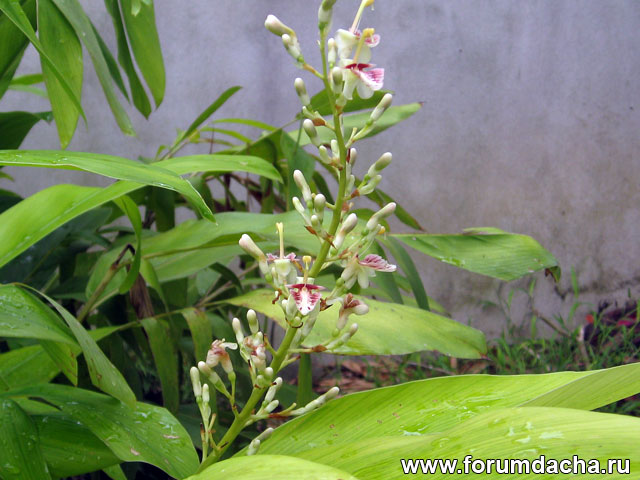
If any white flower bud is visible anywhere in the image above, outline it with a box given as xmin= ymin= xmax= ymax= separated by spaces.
xmin=370 ymin=93 xmax=393 ymax=123
xmin=359 ymin=174 xmax=382 ymax=195
xmin=318 ymin=145 xmax=331 ymax=165
xmin=366 ymin=203 xmax=396 ymax=231
xmin=232 ymin=318 xmax=244 ymax=344
xmin=334 ymin=213 xmax=358 ymax=249
xmin=265 ymin=399 xmax=279 ymax=413
xmin=247 ymin=309 xmax=259 ymax=334
xmin=294 ymin=78 xmax=310 ymax=107
xmin=330 ymin=139 xmax=339 ymax=158
xmin=247 ymin=438 xmax=261 ymax=456
xmin=265 ymin=15 xmax=294 ymax=37
xmin=325 ymin=386 xmax=340 ymax=400
xmin=239 ymin=234 xmax=268 ymax=273
xmin=349 ymin=148 xmax=358 ymax=167
xmin=190 ymin=366 xmax=202 ymax=398
xmin=328 ymin=38 xmax=337 ymax=68
xmin=264 ymin=367 xmax=274 ymax=379
xmin=368 ymin=152 xmax=392 ymax=177
xmin=318 ymin=0 xmax=336 ymax=30
xmin=282 ymin=34 xmax=303 ymax=64
xmin=256 ymin=427 xmax=274 ymax=444
xmin=302 ymin=119 xmax=321 ymax=147
xmin=314 ymin=194 xmax=326 ymax=221
xmin=202 ymin=383 xmax=210 ymax=404
xmin=293 ymin=170 xmax=312 ymax=203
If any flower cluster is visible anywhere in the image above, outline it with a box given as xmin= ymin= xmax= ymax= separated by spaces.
xmin=190 ymin=0 xmax=399 ymax=464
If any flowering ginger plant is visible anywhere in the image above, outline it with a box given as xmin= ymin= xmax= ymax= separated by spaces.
xmin=191 ymin=0 xmax=399 ymax=469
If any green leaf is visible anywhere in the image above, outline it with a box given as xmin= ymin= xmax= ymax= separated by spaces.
xmin=367 ymin=187 xmax=423 ymax=230
xmin=189 ymin=455 xmax=359 ymax=480
xmin=182 ymin=308 xmax=212 ymax=363
xmin=37 ymin=0 xmax=82 ymax=148
xmin=0 ymin=154 xmax=278 ymax=268
xmin=393 ymin=231 xmax=561 ymax=282
xmin=0 ymin=0 xmax=85 ymax=120
xmin=104 ymin=0 xmax=151 ymax=117
xmin=0 ymin=284 xmax=76 ymax=344
xmin=6 ymin=384 xmax=199 ymax=479
xmin=0 ymin=149 xmax=215 ymax=221
xmin=295 ymin=407 xmax=640 ymax=480
xmin=306 ymin=89 xmax=393 ymax=117
xmin=259 ymin=364 xmax=640 ymax=457
xmin=49 ymin=0 xmax=134 ymax=134
xmin=141 ymin=317 xmax=179 ymax=413
xmin=0 ymin=0 xmax=35 ymax=100
xmin=34 ymin=413 xmax=120 ymax=478
xmin=173 ymin=86 xmax=242 ymax=149
xmin=383 ymin=237 xmax=430 ymax=310
xmin=0 ymin=399 xmax=51 ymax=479
xmin=0 ymin=111 xmax=52 ymax=149
xmin=119 ymin=0 xmax=164 ymax=107
xmin=155 ymin=154 xmax=283 ymax=183
xmin=290 ymin=103 xmax=422 ymax=146
xmin=103 ymin=464 xmax=127 ymax=480
xmin=281 ymin=130 xmax=315 ymax=205
xmin=28 ymin=288 xmax=136 ymax=407
xmin=39 ymin=340 xmax=78 ymax=385
xmin=113 ymin=195 xmax=142 ymax=293
xmin=225 ymin=289 xmax=486 ymax=358
xmin=0 ymin=326 xmax=121 ymax=391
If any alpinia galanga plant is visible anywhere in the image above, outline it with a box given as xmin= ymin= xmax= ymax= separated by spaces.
xmin=1 ymin=1 xmax=640 ymax=479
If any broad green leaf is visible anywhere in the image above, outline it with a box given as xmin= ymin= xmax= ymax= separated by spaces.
xmin=0 ymin=111 xmax=52 ymax=149
xmin=40 ymin=340 xmax=78 ymax=385
xmin=90 ymin=20 xmax=128 ymax=99
xmin=103 ymin=465 xmax=127 ymax=480
xmin=34 ymin=413 xmax=120 ymax=478
xmin=104 ymin=0 xmax=151 ymax=117
xmin=29 ymin=289 xmax=136 ymax=407
xmin=296 ymin=407 xmax=640 ymax=480
xmin=0 ymin=284 xmax=76 ymax=344
xmin=281 ymin=129 xmax=315 ymax=205
xmin=0 ymin=150 xmax=214 ymax=221
xmin=0 ymin=154 xmax=279 ymax=268
xmin=189 ymin=455 xmax=359 ymax=480
xmin=182 ymin=308 xmax=212 ymax=362
xmin=368 ymin=187 xmax=423 ymax=230
xmin=0 ymin=399 xmax=51 ymax=479
xmin=0 ymin=326 xmax=121 ymax=391
xmin=393 ymin=231 xmax=560 ymax=282
xmin=119 ymin=0 xmax=164 ymax=106
xmin=0 ymin=0 xmax=85 ymax=119
xmin=48 ymin=0 xmax=133 ymax=134
xmin=291 ymin=103 xmax=422 ymax=146
xmin=37 ymin=0 xmax=82 ymax=148
xmin=155 ymin=154 xmax=282 ymax=182
xmin=141 ymin=317 xmax=179 ymax=413
xmin=258 ymin=364 xmax=640 ymax=457
xmin=6 ymin=384 xmax=199 ymax=479
xmin=0 ymin=0 xmax=35 ymax=100
xmin=225 ymin=289 xmax=486 ymax=358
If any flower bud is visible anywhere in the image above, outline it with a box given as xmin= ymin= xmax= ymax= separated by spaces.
xmin=282 ymin=34 xmax=303 ymax=64
xmin=293 ymin=169 xmax=312 ymax=203
xmin=303 ymin=119 xmax=321 ymax=147
xmin=294 ymin=78 xmax=310 ymax=107
xmin=292 ymin=197 xmax=311 ymax=224
xmin=247 ymin=309 xmax=259 ymax=335
xmin=265 ymin=14 xmax=294 ymax=37
xmin=330 ymin=67 xmax=343 ymax=95
xmin=334 ymin=213 xmax=358 ymax=250
xmin=247 ymin=439 xmax=261 ymax=456
xmin=318 ymin=0 xmax=336 ymax=31
xmin=264 ymin=367 xmax=274 ymax=380
xmin=369 ymin=93 xmax=393 ymax=123
xmin=265 ymin=399 xmax=279 ymax=413
xmin=327 ymin=38 xmax=337 ymax=68
xmin=232 ymin=318 xmax=244 ymax=345
xmin=348 ymin=148 xmax=358 ymax=166
xmin=368 ymin=152 xmax=392 ymax=177
xmin=265 ymin=378 xmax=282 ymax=403
xmin=202 ymin=383 xmax=210 ymax=404
xmin=366 ymin=202 xmax=396 ymax=231
xmin=318 ymin=145 xmax=331 ymax=165
xmin=314 ymin=194 xmax=326 ymax=221
xmin=359 ymin=174 xmax=382 ymax=195
xmin=239 ymin=234 xmax=268 ymax=273
xmin=190 ymin=366 xmax=202 ymax=398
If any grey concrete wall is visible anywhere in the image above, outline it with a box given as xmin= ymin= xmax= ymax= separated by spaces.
xmin=3 ymin=1 xmax=640 ymax=336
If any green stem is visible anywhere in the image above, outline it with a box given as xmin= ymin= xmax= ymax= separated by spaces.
xmin=196 ymin=326 xmax=298 ymax=472
xmin=309 ymin=33 xmax=348 ymax=279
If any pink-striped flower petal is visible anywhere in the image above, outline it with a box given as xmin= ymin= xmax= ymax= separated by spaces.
xmin=287 ymin=283 xmax=326 ymax=315
xmin=358 ymin=254 xmax=396 ymax=272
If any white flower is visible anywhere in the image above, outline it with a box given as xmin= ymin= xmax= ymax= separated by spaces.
xmin=341 ymin=254 xmax=396 ymax=289
xmin=342 ymin=62 xmax=384 ymax=100
xmin=336 ymin=28 xmax=380 ymax=63
xmin=206 ymin=339 xmax=237 ymax=373
xmin=337 ymin=293 xmax=369 ymax=330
